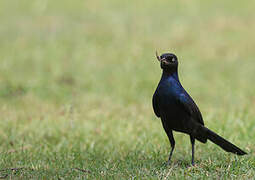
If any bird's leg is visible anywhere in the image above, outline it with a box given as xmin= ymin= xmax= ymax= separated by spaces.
xmin=190 ymin=135 xmax=195 ymax=166
xmin=166 ymin=131 xmax=175 ymax=165
xmin=167 ymin=144 xmax=175 ymax=164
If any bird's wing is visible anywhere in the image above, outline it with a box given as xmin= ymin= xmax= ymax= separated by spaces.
xmin=152 ymin=92 xmax=160 ymax=118
xmin=178 ymin=93 xmax=204 ymax=125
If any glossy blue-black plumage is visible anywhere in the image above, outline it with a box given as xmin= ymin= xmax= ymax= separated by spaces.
xmin=152 ymin=52 xmax=247 ymax=165
xmin=153 ymin=53 xmax=205 ymax=138
xmin=153 ymin=71 xmax=204 ymax=132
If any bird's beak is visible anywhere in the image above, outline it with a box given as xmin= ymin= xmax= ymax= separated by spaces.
xmin=155 ymin=51 xmax=161 ymax=61
xmin=161 ymin=58 xmax=168 ymax=65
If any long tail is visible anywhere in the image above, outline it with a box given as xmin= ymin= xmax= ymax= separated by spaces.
xmin=194 ymin=125 xmax=247 ymax=155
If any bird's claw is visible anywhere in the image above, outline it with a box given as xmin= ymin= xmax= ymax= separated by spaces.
xmin=163 ymin=160 xmax=171 ymax=167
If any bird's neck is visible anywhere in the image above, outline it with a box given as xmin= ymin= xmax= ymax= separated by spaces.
xmin=162 ymin=70 xmax=180 ymax=82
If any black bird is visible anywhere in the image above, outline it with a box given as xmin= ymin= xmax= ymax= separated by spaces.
xmin=152 ymin=52 xmax=247 ymax=165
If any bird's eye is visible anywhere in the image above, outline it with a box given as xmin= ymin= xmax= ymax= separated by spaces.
xmin=171 ymin=58 xmax=175 ymax=62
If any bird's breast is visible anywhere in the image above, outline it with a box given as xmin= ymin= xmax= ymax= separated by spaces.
xmin=155 ymin=81 xmax=188 ymax=129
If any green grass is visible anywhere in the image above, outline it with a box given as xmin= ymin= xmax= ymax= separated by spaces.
xmin=0 ymin=0 xmax=255 ymax=179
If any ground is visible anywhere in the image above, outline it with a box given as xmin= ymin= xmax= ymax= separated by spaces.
xmin=0 ymin=0 xmax=254 ymax=179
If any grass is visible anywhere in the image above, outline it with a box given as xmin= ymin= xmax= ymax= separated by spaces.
xmin=0 ymin=0 xmax=255 ymax=179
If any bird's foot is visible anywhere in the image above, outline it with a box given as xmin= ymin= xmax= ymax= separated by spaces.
xmin=187 ymin=161 xmax=197 ymax=168
xmin=191 ymin=159 xmax=195 ymax=166
xmin=165 ymin=160 xmax=171 ymax=166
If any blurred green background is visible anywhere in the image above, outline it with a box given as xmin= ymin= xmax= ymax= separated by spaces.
xmin=0 ymin=0 xmax=254 ymax=179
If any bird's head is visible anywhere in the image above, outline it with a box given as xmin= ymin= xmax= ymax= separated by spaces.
xmin=156 ymin=51 xmax=178 ymax=72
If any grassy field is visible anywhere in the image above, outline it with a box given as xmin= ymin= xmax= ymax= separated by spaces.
xmin=0 ymin=0 xmax=255 ymax=179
